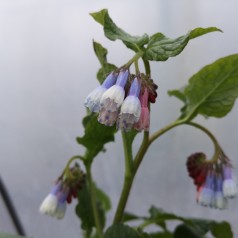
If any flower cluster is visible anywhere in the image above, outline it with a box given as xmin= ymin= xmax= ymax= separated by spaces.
xmin=39 ymin=163 xmax=85 ymax=219
xmin=187 ymin=152 xmax=238 ymax=209
xmin=84 ymin=69 xmax=158 ymax=132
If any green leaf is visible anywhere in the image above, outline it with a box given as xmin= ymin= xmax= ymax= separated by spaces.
xmin=97 ymin=63 xmax=117 ymax=84
xmin=75 ymin=183 xmax=95 ymax=233
xmin=210 ymin=222 xmax=233 ymax=238
xmin=75 ymin=182 xmax=106 ymax=233
xmin=148 ymin=206 xmax=185 ymax=222
xmin=93 ymin=40 xmax=108 ymax=66
xmin=105 ymin=224 xmax=140 ymax=238
xmin=93 ymin=41 xmax=117 ymax=84
xmin=90 ymin=9 xmax=149 ymax=52
xmin=122 ymin=211 xmax=142 ymax=222
xmin=90 ymin=9 xmax=108 ymax=25
xmin=173 ymin=224 xmax=200 ymax=238
xmin=138 ymin=231 xmax=173 ymax=238
xmin=0 ymin=234 xmax=24 ymax=238
xmin=189 ymin=27 xmax=222 ymax=40
xmin=144 ymin=27 xmax=221 ymax=61
xmin=95 ymin=186 xmax=111 ymax=212
xmin=168 ymin=89 xmax=186 ymax=103
xmin=76 ymin=113 xmax=117 ymax=163
xmin=182 ymin=54 xmax=238 ymax=120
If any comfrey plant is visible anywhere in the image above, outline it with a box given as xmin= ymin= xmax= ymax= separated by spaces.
xmin=40 ymin=9 xmax=238 ymax=238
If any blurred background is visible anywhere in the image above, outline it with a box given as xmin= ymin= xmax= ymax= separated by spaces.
xmin=1 ymin=0 xmax=238 ymax=237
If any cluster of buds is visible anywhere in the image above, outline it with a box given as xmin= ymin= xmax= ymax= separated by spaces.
xmin=84 ymin=68 xmax=158 ymax=132
xmin=187 ymin=152 xmax=238 ymax=209
xmin=39 ymin=163 xmax=85 ymax=219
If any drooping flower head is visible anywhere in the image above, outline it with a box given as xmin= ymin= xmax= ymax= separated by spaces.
xmin=84 ymin=72 xmax=118 ymax=112
xmin=117 ymin=77 xmax=141 ymax=131
xmin=39 ymin=163 xmax=85 ymax=219
xmin=39 ymin=181 xmax=69 ymax=219
xmin=187 ymin=151 xmax=238 ymax=209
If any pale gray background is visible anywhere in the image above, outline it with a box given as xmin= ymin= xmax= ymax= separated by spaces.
xmin=1 ymin=0 xmax=238 ymax=237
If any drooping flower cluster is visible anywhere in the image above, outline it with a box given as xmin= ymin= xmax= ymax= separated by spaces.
xmin=84 ymin=69 xmax=158 ymax=132
xmin=39 ymin=163 xmax=85 ymax=219
xmin=187 ymin=152 xmax=238 ymax=209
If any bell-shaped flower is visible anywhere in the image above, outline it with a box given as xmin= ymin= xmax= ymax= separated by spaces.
xmin=117 ymin=77 xmax=141 ymax=131
xmin=222 ymin=164 xmax=238 ymax=198
xmin=214 ymin=174 xmax=228 ymax=209
xmin=84 ymin=72 xmax=118 ymax=112
xmin=39 ymin=181 xmax=69 ymax=219
xmin=134 ymin=88 xmax=150 ymax=131
xmin=197 ymin=172 xmax=215 ymax=207
xmin=100 ymin=69 xmax=129 ymax=112
xmin=98 ymin=107 xmax=119 ymax=126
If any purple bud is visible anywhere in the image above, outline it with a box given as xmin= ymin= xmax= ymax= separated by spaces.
xmin=129 ymin=78 xmax=141 ymax=97
xmin=115 ymin=70 xmax=129 ymax=88
xmin=102 ymin=72 xmax=118 ymax=89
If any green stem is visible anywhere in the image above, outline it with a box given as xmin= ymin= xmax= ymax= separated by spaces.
xmin=63 ymin=155 xmax=84 ymax=178
xmin=113 ymin=119 xmax=185 ymax=224
xmin=185 ymin=122 xmax=221 ymax=162
xmin=124 ymin=51 xmax=144 ymax=68
xmin=86 ymin=165 xmax=104 ymax=238
xmin=113 ymin=132 xmax=134 ymax=224
xmin=149 ymin=119 xmax=185 ymax=145
xmin=142 ymin=58 xmax=151 ymax=76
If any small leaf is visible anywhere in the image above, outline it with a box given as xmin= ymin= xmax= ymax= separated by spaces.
xmin=97 ymin=63 xmax=117 ymax=84
xmin=105 ymin=224 xmax=140 ymax=238
xmin=183 ymin=54 xmax=238 ymax=120
xmin=189 ymin=27 xmax=222 ymax=40
xmin=210 ymin=222 xmax=233 ymax=238
xmin=90 ymin=9 xmax=108 ymax=25
xmin=90 ymin=9 xmax=149 ymax=52
xmin=144 ymin=27 xmax=221 ymax=61
xmin=93 ymin=41 xmax=117 ymax=84
xmin=93 ymin=40 xmax=108 ymax=66
xmin=77 ymin=113 xmax=117 ymax=164
xmin=138 ymin=231 xmax=173 ymax=238
xmin=173 ymin=224 xmax=200 ymax=238
xmin=95 ymin=186 xmax=111 ymax=212
xmin=168 ymin=89 xmax=186 ymax=103
xmin=122 ymin=211 xmax=142 ymax=222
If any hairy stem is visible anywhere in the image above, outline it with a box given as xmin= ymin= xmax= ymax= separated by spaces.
xmin=113 ymin=132 xmax=134 ymax=224
xmin=185 ymin=121 xmax=221 ymax=162
xmin=86 ymin=165 xmax=104 ymax=238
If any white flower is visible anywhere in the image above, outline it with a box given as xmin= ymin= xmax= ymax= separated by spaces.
xmin=39 ymin=193 xmax=58 ymax=216
xmin=117 ymin=96 xmax=141 ymax=131
xmin=223 ymin=178 xmax=238 ymax=198
xmin=84 ymin=86 xmax=107 ymax=112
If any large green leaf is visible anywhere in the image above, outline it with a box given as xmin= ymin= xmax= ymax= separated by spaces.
xmin=144 ymin=27 xmax=221 ymax=61
xmin=210 ymin=222 xmax=233 ymax=238
xmin=76 ymin=113 xmax=117 ymax=163
xmin=173 ymin=224 xmax=200 ymax=238
xmin=93 ymin=41 xmax=117 ymax=83
xmin=181 ymin=54 xmax=238 ymax=120
xmin=75 ymin=182 xmax=107 ymax=234
xmin=0 ymin=234 xmax=24 ymax=238
xmin=105 ymin=224 xmax=140 ymax=238
xmin=143 ymin=206 xmax=233 ymax=238
xmin=90 ymin=9 xmax=149 ymax=52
